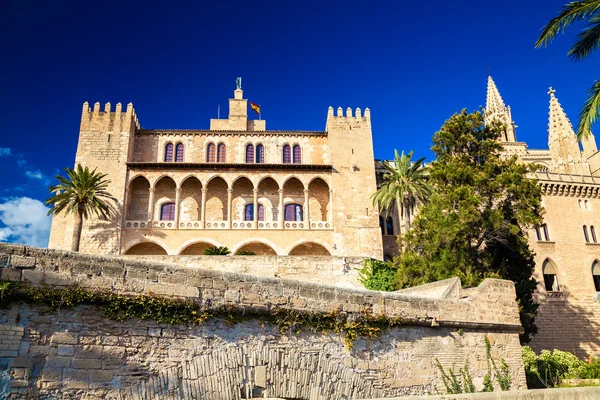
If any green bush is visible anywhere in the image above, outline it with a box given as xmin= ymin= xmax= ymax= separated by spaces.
xmin=358 ymin=259 xmax=397 ymax=291
xmin=203 ymin=246 xmax=231 ymax=255
xmin=521 ymin=346 xmax=597 ymax=388
xmin=236 ymin=251 xmax=256 ymax=255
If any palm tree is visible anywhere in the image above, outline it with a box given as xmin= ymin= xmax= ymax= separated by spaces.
xmin=372 ymin=150 xmax=432 ymax=235
xmin=46 ymin=164 xmax=116 ymax=252
xmin=535 ymin=0 xmax=600 ymax=140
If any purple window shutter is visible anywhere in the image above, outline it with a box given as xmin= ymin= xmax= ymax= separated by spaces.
xmin=161 ymin=203 xmax=175 ymax=221
xmin=207 ymin=144 xmax=215 ymax=162
xmin=283 ymin=145 xmax=291 ymax=164
xmin=217 ymin=144 xmax=226 ymax=162
xmin=256 ymin=144 xmax=264 ymax=163
xmin=295 ymin=204 xmax=303 ymax=221
xmin=293 ymin=145 xmax=301 ymax=164
xmin=258 ymin=204 xmax=264 ymax=221
xmin=175 ymin=144 xmax=184 ymax=162
xmin=246 ymin=145 xmax=254 ymax=163
xmin=245 ymin=204 xmax=253 ymax=221
xmin=165 ymin=143 xmax=174 ymax=162
xmin=284 ymin=204 xmax=294 ymax=221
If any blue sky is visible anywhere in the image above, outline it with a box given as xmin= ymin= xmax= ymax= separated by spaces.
xmin=0 ymin=0 xmax=597 ymax=246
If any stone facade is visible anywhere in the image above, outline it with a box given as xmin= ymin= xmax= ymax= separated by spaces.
xmin=47 ymin=85 xmax=383 ymax=259
xmin=0 ymin=243 xmax=525 ymax=399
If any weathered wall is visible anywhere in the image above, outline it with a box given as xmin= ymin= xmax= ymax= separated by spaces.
xmin=0 ymin=244 xmax=526 ymax=399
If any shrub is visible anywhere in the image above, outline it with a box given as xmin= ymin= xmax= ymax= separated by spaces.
xmin=236 ymin=251 xmax=256 ymax=255
xmin=522 ymin=346 xmax=591 ymax=388
xmin=358 ymin=259 xmax=397 ymax=291
xmin=203 ymin=246 xmax=231 ymax=255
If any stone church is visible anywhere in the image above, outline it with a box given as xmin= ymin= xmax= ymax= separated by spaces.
xmin=47 ymin=78 xmax=600 ymax=357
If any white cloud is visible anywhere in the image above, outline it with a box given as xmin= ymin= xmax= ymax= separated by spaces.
xmin=25 ymin=170 xmax=44 ymax=180
xmin=0 ymin=197 xmax=51 ymax=247
xmin=0 ymin=148 xmax=11 ymax=157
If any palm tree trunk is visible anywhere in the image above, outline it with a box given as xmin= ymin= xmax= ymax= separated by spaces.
xmin=71 ymin=206 xmax=84 ymax=252
xmin=403 ymin=200 xmax=411 ymax=233
xmin=396 ymin=198 xmax=403 ymax=235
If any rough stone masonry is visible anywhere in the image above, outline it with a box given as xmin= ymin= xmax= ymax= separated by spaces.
xmin=0 ymin=243 xmax=526 ymax=399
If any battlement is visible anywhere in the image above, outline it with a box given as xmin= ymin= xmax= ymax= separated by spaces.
xmin=81 ymin=101 xmax=141 ymax=132
xmin=325 ymin=106 xmax=371 ymax=132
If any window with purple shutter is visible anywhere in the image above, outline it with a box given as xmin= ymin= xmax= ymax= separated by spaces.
xmin=217 ymin=143 xmax=226 ymax=162
xmin=283 ymin=145 xmax=291 ymax=164
xmin=257 ymin=204 xmax=264 ymax=221
xmin=206 ymin=143 xmax=216 ymax=162
xmin=246 ymin=144 xmax=255 ymax=163
xmin=160 ymin=203 xmax=175 ymax=221
xmin=164 ymin=143 xmax=174 ymax=162
xmin=244 ymin=204 xmax=253 ymax=221
xmin=284 ymin=204 xmax=303 ymax=221
xmin=256 ymin=144 xmax=264 ymax=163
xmin=293 ymin=145 xmax=301 ymax=164
xmin=175 ymin=143 xmax=184 ymax=162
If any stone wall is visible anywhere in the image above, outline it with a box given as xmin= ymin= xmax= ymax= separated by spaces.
xmin=0 ymin=244 xmax=526 ymax=399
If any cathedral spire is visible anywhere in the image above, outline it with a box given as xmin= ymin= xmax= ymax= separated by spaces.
xmin=484 ymin=75 xmax=517 ymax=142
xmin=547 ymin=87 xmax=586 ymax=174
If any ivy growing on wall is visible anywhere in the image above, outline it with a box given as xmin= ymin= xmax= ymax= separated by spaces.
xmin=0 ymin=281 xmax=403 ymax=349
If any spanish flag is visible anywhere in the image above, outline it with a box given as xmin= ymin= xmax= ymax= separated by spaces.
xmin=250 ymin=101 xmax=261 ymax=115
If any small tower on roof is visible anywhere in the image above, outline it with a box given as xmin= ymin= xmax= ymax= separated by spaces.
xmin=485 ymin=75 xmax=517 ymax=142
xmin=547 ymin=87 xmax=587 ymax=174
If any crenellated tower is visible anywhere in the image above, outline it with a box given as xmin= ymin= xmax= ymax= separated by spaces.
xmin=48 ymin=101 xmax=140 ymax=254
xmin=547 ymin=88 xmax=589 ymax=175
xmin=485 ymin=75 xmax=517 ymax=142
xmin=326 ymin=106 xmax=382 ymax=259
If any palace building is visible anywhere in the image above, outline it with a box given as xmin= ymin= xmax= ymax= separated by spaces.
xmin=48 ymin=78 xmax=600 ymax=357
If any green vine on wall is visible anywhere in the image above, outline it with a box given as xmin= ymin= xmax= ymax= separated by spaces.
xmin=0 ymin=281 xmax=403 ymax=350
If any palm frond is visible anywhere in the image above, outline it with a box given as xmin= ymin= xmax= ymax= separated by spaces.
xmin=568 ymin=13 xmax=600 ymax=60
xmin=535 ymin=0 xmax=600 ymax=48
xmin=577 ymin=79 xmax=600 ymax=140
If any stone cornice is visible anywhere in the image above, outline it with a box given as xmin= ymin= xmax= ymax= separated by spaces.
xmin=136 ymin=129 xmax=327 ymax=137
xmin=127 ymin=162 xmax=333 ymax=172
xmin=529 ymin=172 xmax=600 ymax=198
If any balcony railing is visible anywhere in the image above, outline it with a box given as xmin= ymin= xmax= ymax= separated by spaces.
xmin=124 ymin=220 xmax=332 ymax=230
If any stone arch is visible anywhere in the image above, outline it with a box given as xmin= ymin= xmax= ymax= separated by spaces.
xmin=308 ymin=177 xmax=330 ymax=222
xmin=234 ymin=242 xmax=278 ymax=256
xmin=282 ymin=177 xmax=305 ymax=222
xmin=180 ymin=242 xmax=216 ymax=256
xmin=123 ymin=241 xmax=168 ymax=255
xmin=592 ymin=260 xmax=600 ymax=291
xmin=542 ymin=258 xmax=560 ymax=292
xmin=154 ymin=176 xmax=177 ymax=220
xmin=127 ymin=176 xmax=150 ymax=220
xmin=282 ymin=175 xmax=306 ymax=190
xmin=179 ymin=176 xmax=202 ymax=223
xmin=231 ymin=238 xmax=282 ymax=255
xmin=286 ymin=239 xmax=332 ymax=256
xmin=205 ymin=176 xmax=228 ymax=221
xmin=175 ymin=238 xmax=222 ymax=255
xmin=205 ymin=174 xmax=230 ymax=189
xmin=232 ymin=176 xmax=254 ymax=221
xmin=257 ymin=177 xmax=280 ymax=222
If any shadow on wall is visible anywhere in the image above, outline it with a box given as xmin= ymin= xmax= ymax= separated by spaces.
xmin=530 ymin=288 xmax=600 ymax=358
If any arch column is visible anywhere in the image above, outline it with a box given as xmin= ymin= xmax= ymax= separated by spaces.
xmin=328 ymin=189 xmax=333 ymax=222
xmin=227 ymin=188 xmax=233 ymax=229
xmin=174 ymin=187 xmax=181 ymax=228
xmin=253 ymin=188 xmax=259 ymax=229
xmin=304 ymin=189 xmax=310 ymax=229
xmin=278 ymin=189 xmax=284 ymax=228
xmin=147 ymin=188 xmax=155 ymax=221
xmin=201 ymin=188 xmax=207 ymax=229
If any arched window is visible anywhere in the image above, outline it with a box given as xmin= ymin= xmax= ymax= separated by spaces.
xmin=217 ymin=143 xmax=226 ymax=162
xmin=591 ymin=226 xmax=598 ymax=243
xmin=386 ymin=216 xmax=394 ymax=235
xmin=246 ymin=144 xmax=255 ymax=163
xmin=256 ymin=144 xmax=264 ymax=163
xmin=164 ymin=143 xmax=174 ymax=162
xmin=175 ymin=143 xmax=184 ymax=162
xmin=584 ymin=225 xmax=590 ymax=243
xmin=379 ymin=216 xmax=384 ymax=235
xmin=244 ymin=204 xmax=264 ymax=221
xmin=542 ymin=259 xmax=560 ymax=292
xmin=160 ymin=203 xmax=175 ymax=221
xmin=593 ymin=261 xmax=600 ymax=292
xmin=284 ymin=203 xmax=303 ymax=221
xmin=283 ymin=145 xmax=291 ymax=164
xmin=293 ymin=145 xmax=301 ymax=164
xmin=206 ymin=143 xmax=216 ymax=162
xmin=535 ymin=223 xmax=550 ymax=241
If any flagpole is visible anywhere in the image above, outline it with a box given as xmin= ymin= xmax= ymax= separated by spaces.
xmin=217 ymin=104 xmax=220 ymax=119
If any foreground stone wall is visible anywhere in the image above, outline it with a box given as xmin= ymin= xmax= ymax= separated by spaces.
xmin=0 ymin=244 xmax=526 ymax=399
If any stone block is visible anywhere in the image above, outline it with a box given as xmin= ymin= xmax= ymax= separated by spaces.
xmin=29 ymin=345 xmax=56 ymax=357
xmin=0 ymin=268 xmax=21 ymax=281
xmin=63 ymin=368 xmax=90 ymax=386
xmin=0 ymin=350 xmax=18 ymax=357
xmin=9 ymin=255 xmax=36 ymax=268
xmin=10 ymin=356 xmax=30 ymax=368
xmin=41 ymin=368 xmax=62 ymax=382
xmin=102 ymin=358 xmax=123 ymax=369
xmin=72 ymin=358 xmax=102 ymax=369
xmin=45 ymin=355 xmax=72 ymax=368
xmin=51 ymin=332 xmax=78 ymax=345
xmin=57 ymin=345 xmax=75 ymax=356
xmin=89 ymin=369 xmax=114 ymax=382
xmin=75 ymin=345 xmax=103 ymax=359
